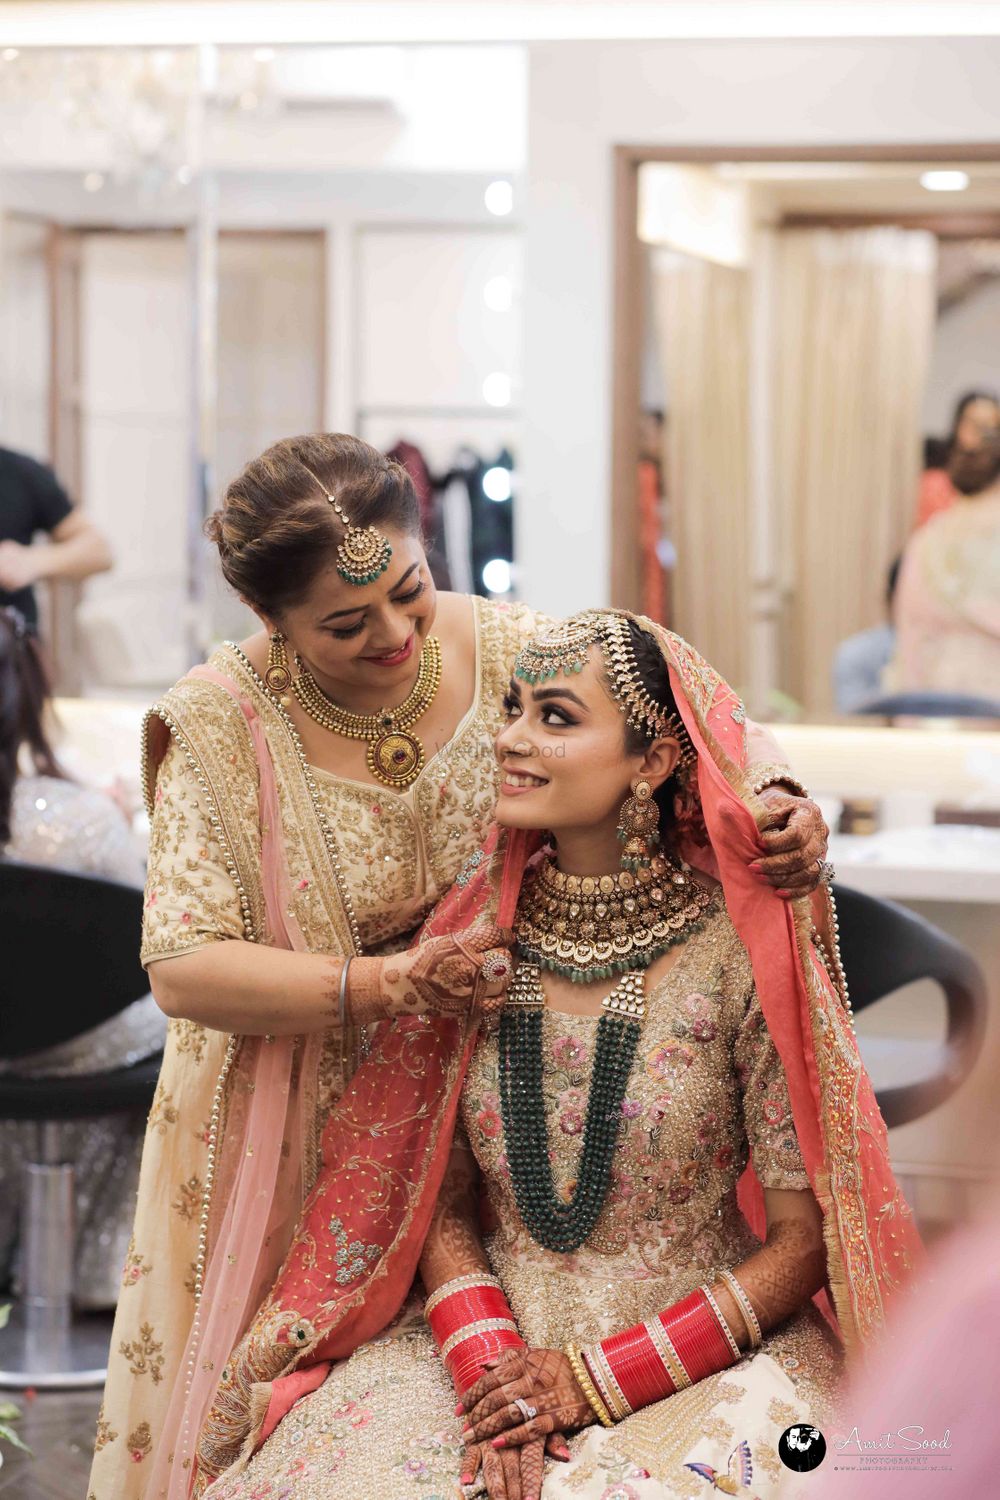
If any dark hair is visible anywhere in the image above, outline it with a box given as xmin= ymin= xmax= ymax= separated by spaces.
xmin=949 ymin=389 xmax=1000 ymax=447
xmin=0 ymin=609 xmax=64 ymax=847
xmin=205 ymin=433 xmax=421 ymax=618
xmin=948 ymin=426 xmax=1000 ymax=496
xmin=619 ymin=620 xmax=685 ymax=839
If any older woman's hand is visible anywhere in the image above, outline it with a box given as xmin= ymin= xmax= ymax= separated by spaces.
xmin=751 ymin=788 xmax=830 ymax=899
xmin=346 ymin=923 xmax=514 ymax=1024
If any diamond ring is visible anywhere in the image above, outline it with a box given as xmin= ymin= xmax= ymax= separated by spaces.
xmin=514 ymin=1397 xmax=538 ymax=1422
xmin=817 ymin=858 xmax=836 ymax=886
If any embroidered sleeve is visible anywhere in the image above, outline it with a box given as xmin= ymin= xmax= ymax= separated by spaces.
xmin=140 ymin=739 xmax=247 ymax=966
xmin=734 ymin=983 xmax=810 ymax=1191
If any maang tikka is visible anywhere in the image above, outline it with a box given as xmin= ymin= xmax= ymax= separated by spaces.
xmin=299 ymin=463 xmax=392 ymax=586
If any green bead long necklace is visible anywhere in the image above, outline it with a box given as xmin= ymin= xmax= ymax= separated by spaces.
xmin=498 ymin=964 xmax=647 ymax=1254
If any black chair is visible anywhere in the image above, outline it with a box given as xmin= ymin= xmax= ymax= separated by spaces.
xmin=0 ymin=859 xmax=161 ymax=1389
xmin=856 ymin=690 xmax=1000 ymax=720
xmin=831 ymin=882 xmax=987 ymax=1129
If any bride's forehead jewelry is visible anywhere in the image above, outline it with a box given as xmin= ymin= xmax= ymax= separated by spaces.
xmin=300 ymin=463 xmax=393 ymax=586
xmin=514 ymin=610 xmax=695 ymax=767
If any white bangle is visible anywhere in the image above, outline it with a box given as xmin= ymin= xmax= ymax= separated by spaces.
xmin=339 ymin=957 xmax=352 ymax=1029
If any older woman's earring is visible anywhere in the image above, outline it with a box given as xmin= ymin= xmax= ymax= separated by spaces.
xmin=617 ymin=780 xmax=660 ymax=871
xmin=264 ymin=631 xmax=293 ymax=705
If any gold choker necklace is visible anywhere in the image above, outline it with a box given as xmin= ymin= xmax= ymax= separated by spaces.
xmin=515 ymin=851 xmax=716 ymax=983
xmin=290 ymin=636 xmax=442 ymax=789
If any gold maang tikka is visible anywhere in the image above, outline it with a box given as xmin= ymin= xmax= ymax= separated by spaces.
xmin=300 ymin=463 xmax=392 ymax=586
xmin=514 ymin=610 xmax=696 ymax=763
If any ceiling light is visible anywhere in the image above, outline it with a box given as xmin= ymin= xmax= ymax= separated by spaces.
xmin=83 ymin=171 xmax=105 ymax=193
xmin=482 ymin=372 xmax=512 ymax=408
xmin=482 ymin=558 xmax=512 ymax=595
xmin=484 ymin=180 xmax=514 ymax=217
xmin=2 ymin=48 xmax=19 ymax=62
xmin=920 ymin=170 xmax=970 ymax=193
xmin=482 ymin=466 xmax=512 ymax=502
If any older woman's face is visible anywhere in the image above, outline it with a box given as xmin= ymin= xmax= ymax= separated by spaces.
xmin=271 ymin=528 xmax=436 ymax=694
xmin=493 ymin=648 xmax=677 ymax=836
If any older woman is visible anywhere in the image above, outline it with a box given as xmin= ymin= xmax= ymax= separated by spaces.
xmin=90 ymin=434 xmax=828 ymax=1499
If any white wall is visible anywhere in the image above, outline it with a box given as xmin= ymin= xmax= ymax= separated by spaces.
xmin=923 ymin=275 xmax=1000 ymax=436
xmin=520 ymin=37 xmax=1000 ymax=619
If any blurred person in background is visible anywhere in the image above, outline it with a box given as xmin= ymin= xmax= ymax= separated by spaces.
xmin=833 ymin=557 xmax=901 ymax=712
xmin=914 ymin=389 xmax=1000 ymax=530
xmin=0 ymin=444 xmax=112 ymax=634
xmin=890 ymin=427 xmax=1000 ymax=700
xmin=0 ymin=604 xmax=162 ymax=1309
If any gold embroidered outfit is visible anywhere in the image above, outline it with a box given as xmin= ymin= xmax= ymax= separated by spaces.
xmin=88 ymin=596 xmax=544 ymax=1500
xmin=207 ymin=903 xmax=841 ymax=1500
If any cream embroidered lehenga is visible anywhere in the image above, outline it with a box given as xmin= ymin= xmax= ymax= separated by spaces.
xmin=89 ymin=596 xmax=542 ymax=1497
xmin=204 ymin=900 xmax=842 ymax=1500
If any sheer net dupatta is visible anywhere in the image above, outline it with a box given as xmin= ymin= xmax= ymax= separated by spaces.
xmin=144 ymin=668 xmax=331 ymax=1499
xmin=189 ymin=820 xmax=537 ymax=1496
xmin=648 ymin=621 xmax=923 ymax=1360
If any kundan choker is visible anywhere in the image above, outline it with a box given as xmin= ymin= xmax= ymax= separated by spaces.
xmin=515 ymin=850 xmax=715 ymax=984
xmin=267 ymin=634 xmax=443 ymax=789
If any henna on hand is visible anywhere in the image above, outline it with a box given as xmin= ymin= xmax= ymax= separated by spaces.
xmin=753 ymin=793 xmax=829 ymax=897
xmin=462 ymin=1348 xmax=594 ymax=1447
xmin=346 ymin=923 xmax=513 ymax=1024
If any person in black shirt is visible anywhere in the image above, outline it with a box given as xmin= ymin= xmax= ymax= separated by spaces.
xmin=0 ymin=446 xmax=111 ymax=633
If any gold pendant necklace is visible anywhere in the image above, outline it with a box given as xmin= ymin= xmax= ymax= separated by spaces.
xmin=515 ymin=851 xmax=716 ymax=983
xmin=282 ymin=636 xmax=443 ymax=790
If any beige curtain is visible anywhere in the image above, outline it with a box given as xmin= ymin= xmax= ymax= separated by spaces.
xmin=651 ymin=249 xmax=751 ymax=690
xmin=772 ymin=227 xmax=937 ymax=715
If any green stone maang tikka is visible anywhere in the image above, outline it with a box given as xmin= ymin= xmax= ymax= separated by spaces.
xmin=326 ymin=493 xmax=393 ymax=585
xmin=299 ymin=461 xmax=393 ymax=586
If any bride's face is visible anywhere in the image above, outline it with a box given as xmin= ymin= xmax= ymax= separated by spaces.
xmin=494 ymin=648 xmax=678 ymax=835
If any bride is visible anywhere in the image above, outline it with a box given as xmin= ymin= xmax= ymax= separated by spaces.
xmin=199 ymin=611 xmax=921 ymax=1500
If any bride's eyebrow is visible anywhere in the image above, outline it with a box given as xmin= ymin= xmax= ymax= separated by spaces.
xmin=532 ymin=686 xmax=587 ymax=710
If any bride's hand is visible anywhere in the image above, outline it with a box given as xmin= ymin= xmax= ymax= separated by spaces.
xmin=347 ymin=923 xmax=513 ymax=1022
xmin=460 ymin=1347 xmax=593 ymax=1449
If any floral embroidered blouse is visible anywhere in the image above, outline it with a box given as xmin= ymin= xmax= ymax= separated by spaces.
xmin=461 ymin=899 xmax=811 ymax=1351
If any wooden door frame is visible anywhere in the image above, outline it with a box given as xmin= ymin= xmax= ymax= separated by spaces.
xmin=610 ymin=141 xmax=1000 ymax=613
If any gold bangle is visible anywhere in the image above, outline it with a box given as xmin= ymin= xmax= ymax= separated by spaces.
xmin=584 ymin=1342 xmax=632 ymax=1420
xmin=700 ymin=1284 xmax=743 ymax=1362
xmin=719 ymin=1269 xmax=763 ymax=1350
xmin=565 ymin=1343 xmax=614 ymax=1428
xmin=643 ymin=1316 xmax=692 ymax=1392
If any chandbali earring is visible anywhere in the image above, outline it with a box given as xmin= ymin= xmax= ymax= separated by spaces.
xmin=264 ymin=631 xmax=293 ymax=705
xmin=616 ymin=779 xmax=660 ymax=871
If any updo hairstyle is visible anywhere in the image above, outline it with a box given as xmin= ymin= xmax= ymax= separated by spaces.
xmin=205 ymin=433 xmax=420 ymax=618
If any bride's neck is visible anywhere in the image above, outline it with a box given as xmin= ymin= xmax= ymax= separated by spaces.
xmin=549 ymin=820 xmax=622 ymax=876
